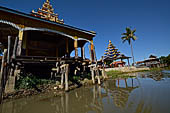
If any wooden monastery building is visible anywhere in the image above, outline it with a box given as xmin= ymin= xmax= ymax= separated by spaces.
xmin=136 ymin=55 xmax=160 ymax=68
xmin=0 ymin=0 xmax=104 ymax=102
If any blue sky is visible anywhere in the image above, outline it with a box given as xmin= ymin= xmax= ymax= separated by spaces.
xmin=1 ymin=0 xmax=170 ymax=63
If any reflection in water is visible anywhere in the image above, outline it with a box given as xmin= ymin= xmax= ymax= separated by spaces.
xmin=104 ymin=78 xmax=138 ymax=109
xmin=1 ymin=71 xmax=170 ymax=113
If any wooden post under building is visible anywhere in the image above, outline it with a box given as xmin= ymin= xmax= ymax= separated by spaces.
xmin=16 ymin=30 xmax=24 ymax=56
xmin=74 ymin=36 xmax=78 ymax=58
xmin=65 ymin=38 xmax=69 ymax=57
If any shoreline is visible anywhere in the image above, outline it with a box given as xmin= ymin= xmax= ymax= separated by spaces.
xmin=2 ymin=77 xmax=98 ymax=103
xmin=2 ymin=67 xmax=169 ymax=103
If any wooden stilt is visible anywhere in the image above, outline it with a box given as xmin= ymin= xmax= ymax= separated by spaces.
xmin=90 ymin=40 xmax=94 ymax=62
xmin=7 ymin=36 xmax=11 ymax=64
xmin=60 ymin=66 xmax=64 ymax=89
xmin=91 ymin=67 xmax=95 ymax=84
xmin=89 ymin=44 xmax=95 ymax=83
xmin=88 ymin=45 xmax=92 ymax=62
xmin=93 ymin=46 xmax=101 ymax=85
xmin=95 ymin=67 xmax=101 ymax=85
xmin=65 ymin=64 xmax=69 ymax=91
xmin=127 ymin=58 xmax=130 ymax=67
xmin=81 ymin=47 xmax=85 ymax=60
xmin=102 ymin=56 xmax=107 ymax=79
xmin=12 ymin=37 xmax=19 ymax=59
xmin=16 ymin=30 xmax=23 ymax=56
xmin=0 ymin=49 xmax=7 ymax=103
xmin=65 ymin=38 xmax=69 ymax=57
xmin=74 ymin=37 xmax=78 ymax=58
xmin=16 ymin=40 xmax=22 ymax=56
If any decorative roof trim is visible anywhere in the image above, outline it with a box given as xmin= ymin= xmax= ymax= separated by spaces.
xmin=0 ymin=19 xmax=92 ymax=43
xmin=0 ymin=6 xmax=96 ymax=36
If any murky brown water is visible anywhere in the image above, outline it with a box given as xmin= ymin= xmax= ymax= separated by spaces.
xmin=1 ymin=70 xmax=170 ymax=113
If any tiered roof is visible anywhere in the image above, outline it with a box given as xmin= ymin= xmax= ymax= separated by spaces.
xmin=104 ymin=40 xmax=120 ymax=58
xmin=31 ymin=0 xmax=64 ymax=24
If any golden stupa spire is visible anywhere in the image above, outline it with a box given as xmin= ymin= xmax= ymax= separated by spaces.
xmin=31 ymin=0 xmax=64 ymax=24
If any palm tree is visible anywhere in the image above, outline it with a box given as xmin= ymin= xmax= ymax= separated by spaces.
xmin=121 ymin=27 xmax=137 ymax=66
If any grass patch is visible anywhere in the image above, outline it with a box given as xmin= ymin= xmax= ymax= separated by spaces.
xmin=106 ymin=67 xmax=170 ymax=79
xmin=107 ymin=70 xmax=135 ymax=78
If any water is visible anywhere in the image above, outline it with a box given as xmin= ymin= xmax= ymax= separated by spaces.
xmin=1 ymin=71 xmax=170 ymax=113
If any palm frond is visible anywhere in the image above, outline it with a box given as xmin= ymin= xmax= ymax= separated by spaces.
xmin=132 ymin=36 xmax=137 ymax=41
xmin=132 ymin=29 xmax=136 ymax=34
xmin=122 ymin=39 xmax=126 ymax=43
xmin=121 ymin=33 xmax=127 ymax=35
xmin=128 ymin=39 xmax=131 ymax=45
xmin=126 ymin=27 xmax=131 ymax=34
xmin=121 ymin=36 xmax=127 ymax=40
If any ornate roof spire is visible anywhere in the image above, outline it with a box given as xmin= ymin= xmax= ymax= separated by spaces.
xmin=104 ymin=40 xmax=120 ymax=58
xmin=31 ymin=0 xmax=64 ymax=24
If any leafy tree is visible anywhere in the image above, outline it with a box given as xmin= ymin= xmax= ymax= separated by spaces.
xmin=160 ymin=54 xmax=170 ymax=66
xmin=121 ymin=27 xmax=137 ymax=65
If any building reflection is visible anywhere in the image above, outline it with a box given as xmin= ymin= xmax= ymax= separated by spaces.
xmin=103 ymin=78 xmax=138 ymax=109
xmin=0 ymin=78 xmax=139 ymax=113
xmin=138 ymin=71 xmax=164 ymax=81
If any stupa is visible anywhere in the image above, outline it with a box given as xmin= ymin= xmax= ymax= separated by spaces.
xmin=104 ymin=40 xmax=120 ymax=58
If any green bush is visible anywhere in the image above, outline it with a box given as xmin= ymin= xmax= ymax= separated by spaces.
xmin=15 ymin=73 xmax=55 ymax=90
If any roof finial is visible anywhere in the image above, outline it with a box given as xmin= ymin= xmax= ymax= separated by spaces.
xmin=31 ymin=0 xmax=64 ymax=24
